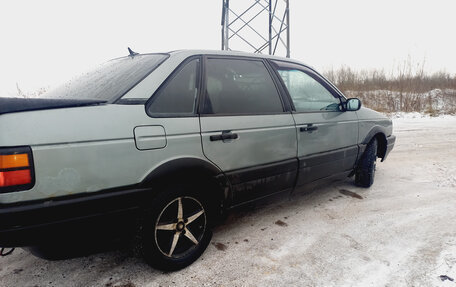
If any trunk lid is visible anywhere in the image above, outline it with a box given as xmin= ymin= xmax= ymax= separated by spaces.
xmin=0 ymin=97 xmax=106 ymax=115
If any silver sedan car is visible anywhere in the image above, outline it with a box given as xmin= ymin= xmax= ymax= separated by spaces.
xmin=0 ymin=50 xmax=395 ymax=270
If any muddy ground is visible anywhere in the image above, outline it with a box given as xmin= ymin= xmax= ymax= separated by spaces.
xmin=1 ymin=115 xmax=456 ymax=287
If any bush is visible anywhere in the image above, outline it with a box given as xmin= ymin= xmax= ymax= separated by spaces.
xmin=323 ymin=60 xmax=456 ymax=114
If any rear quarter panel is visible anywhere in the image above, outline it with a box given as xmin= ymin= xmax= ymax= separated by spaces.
xmin=0 ymin=105 xmax=205 ymax=204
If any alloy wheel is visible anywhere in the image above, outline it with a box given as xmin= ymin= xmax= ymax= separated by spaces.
xmin=154 ymin=196 xmax=206 ymax=258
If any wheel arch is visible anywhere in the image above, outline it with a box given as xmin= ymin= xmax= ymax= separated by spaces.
xmin=140 ymin=157 xmax=229 ymax=218
xmin=361 ymin=126 xmax=388 ymax=161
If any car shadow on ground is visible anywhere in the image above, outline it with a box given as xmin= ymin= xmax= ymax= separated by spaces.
xmin=26 ymin=235 xmax=135 ymax=261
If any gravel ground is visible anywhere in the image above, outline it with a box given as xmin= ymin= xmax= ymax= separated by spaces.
xmin=1 ymin=115 xmax=456 ymax=287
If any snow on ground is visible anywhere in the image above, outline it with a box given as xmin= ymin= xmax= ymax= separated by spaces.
xmin=0 ymin=114 xmax=456 ymax=287
xmin=388 ymin=111 xmax=456 ymax=119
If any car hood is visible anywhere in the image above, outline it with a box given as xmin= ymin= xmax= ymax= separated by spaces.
xmin=0 ymin=97 xmax=106 ymax=115
xmin=356 ymin=107 xmax=389 ymax=120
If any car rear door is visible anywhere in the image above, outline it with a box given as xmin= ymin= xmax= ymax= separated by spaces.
xmin=199 ymin=56 xmax=297 ymax=205
xmin=270 ymin=60 xmax=359 ymax=187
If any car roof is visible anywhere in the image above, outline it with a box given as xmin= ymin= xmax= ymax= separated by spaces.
xmin=163 ymin=50 xmax=312 ymax=69
xmin=169 ymin=49 xmax=309 ymax=65
xmin=114 ymin=49 xmax=315 ymax=71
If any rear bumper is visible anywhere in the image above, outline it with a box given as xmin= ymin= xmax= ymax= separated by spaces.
xmin=382 ymin=135 xmax=396 ymax=161
xmin=0 ymin=186 xmax=151 ymax=247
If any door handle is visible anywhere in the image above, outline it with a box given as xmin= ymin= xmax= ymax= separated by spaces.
xmin=300 ymin=124 xmax=318 ymax=132
xmin=210 ymin=131 xmax=239 ymax=141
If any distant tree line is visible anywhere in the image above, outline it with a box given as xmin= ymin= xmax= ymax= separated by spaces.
xmin=323 ymin=62 xmax=456 ymax=114
xmin=323 ymin=66 xmax=456 ymax=94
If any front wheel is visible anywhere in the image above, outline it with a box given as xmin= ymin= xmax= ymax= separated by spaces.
xmin=355 ymin=139 xmax=378 ymax=187
xmin=140 ymin=187 xmax=212 ymax=271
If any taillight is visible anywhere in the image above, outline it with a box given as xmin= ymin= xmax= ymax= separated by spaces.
xmin=0 ymin=147 xmax=35 ymax=193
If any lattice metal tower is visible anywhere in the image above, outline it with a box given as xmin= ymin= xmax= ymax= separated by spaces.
xmin=221 ymin=0 xmax=290 ymax=58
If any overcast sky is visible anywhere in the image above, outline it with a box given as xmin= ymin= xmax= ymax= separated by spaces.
xmin=1 ymin=0 xmax=455 ymax=96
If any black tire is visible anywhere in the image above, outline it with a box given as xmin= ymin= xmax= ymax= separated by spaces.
xmin=355 ymin=138 xmax=378 ymax=187
xmin=140 ymin=184 xmax=213 ymax=271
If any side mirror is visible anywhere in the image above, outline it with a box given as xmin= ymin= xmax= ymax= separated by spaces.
xmin=345 ymin=98 xmax=361 ymax=111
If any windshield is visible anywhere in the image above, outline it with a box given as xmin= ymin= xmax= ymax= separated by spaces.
xmin=43 ymin=54 xmax=169 ymax=103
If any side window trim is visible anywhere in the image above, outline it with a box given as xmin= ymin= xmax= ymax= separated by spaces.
xmin=269 ymin=60 xmax=344 ymax=113
xmin=198 ymin=55 xmax=208 ymax=115
xmin=263 ymin=59 xmax=293 ymax=112
xmin=199 ymin=55 xmax=288 ymax=116
xmin=145 ymin=55 xmax=203 ymax=118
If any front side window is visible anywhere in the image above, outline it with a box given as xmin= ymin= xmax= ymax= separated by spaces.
xmin=147 ymin=58 xmax=200 ymax=115
xmin=276 ymin=67 xmax=341 ymax=112
xmin=203 ymin=58 xmax=283 ymax=114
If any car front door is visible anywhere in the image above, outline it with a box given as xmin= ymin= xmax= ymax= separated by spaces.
xmin=199 ymin=56 xmax=297 ymax=205
xmin=271 ymin=60 xmax=359 ymax=187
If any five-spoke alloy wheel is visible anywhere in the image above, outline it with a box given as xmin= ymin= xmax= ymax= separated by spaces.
xmin=155 ymin=196 xmax=206 ymax=259
xmin=140 ymin=186 xmax=212 ymax=271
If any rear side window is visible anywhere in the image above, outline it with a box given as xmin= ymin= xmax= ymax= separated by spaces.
xmin=203 ymin=58 xmax=283 ymax=115
xmin=147 ymin=58 xmax=200 ymax=116
xmin=44 ymin=54 xmax=168 ymax=103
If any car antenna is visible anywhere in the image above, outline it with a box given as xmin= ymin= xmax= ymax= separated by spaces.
xmin=128 ymin=47 xmax=139 ymax=57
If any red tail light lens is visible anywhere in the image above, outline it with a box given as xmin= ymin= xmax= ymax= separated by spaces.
xmin=0 ymin=170 xmax=32 ymax=187
xmin=0 ymin=147 xmax=35 ymax=193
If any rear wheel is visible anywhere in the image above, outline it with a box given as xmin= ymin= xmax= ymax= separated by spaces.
xmin=140 ymin=185 xmax=212 ymax=271
xmin=355 ymin=139 xmax=378 ymax=187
